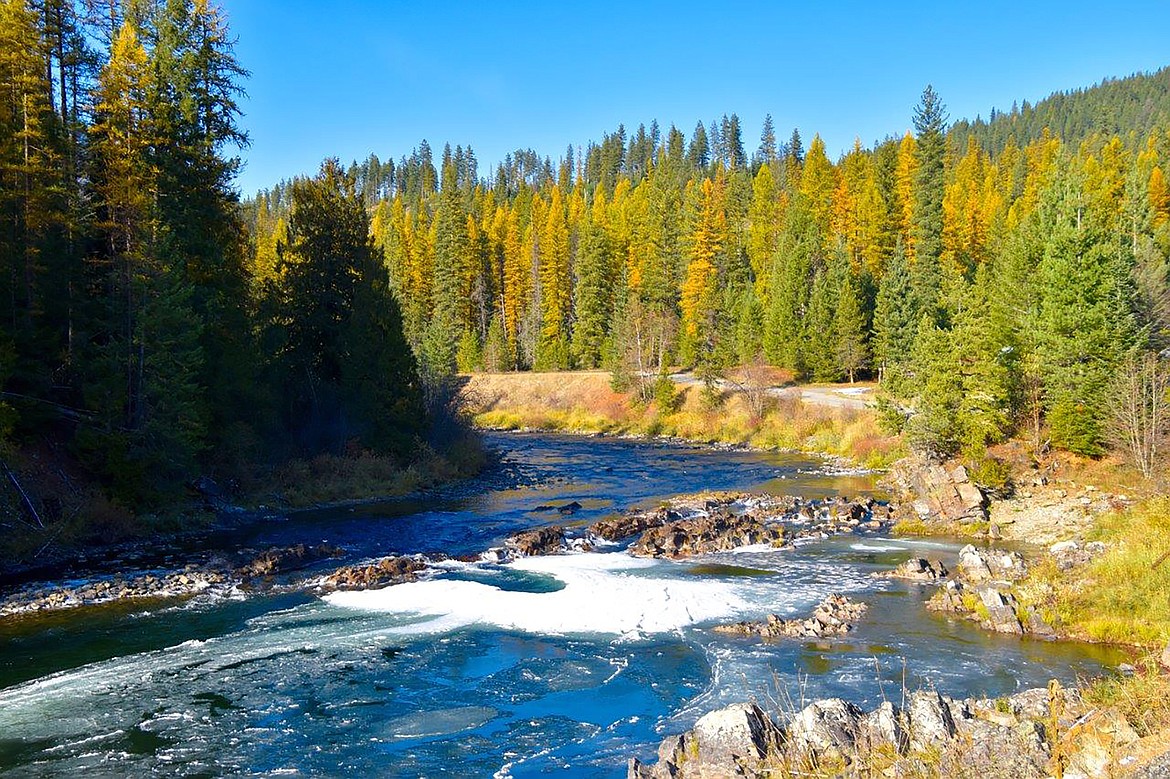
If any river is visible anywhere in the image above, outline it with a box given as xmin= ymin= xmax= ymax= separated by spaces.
xmin=0 ymin=433 xmax=1125 ymax=777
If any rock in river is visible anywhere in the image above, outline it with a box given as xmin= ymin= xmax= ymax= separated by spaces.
xmin=629 ymin=512 xmax=785 ymax=558
xmin=505 ymin=525 xmax=566 ymax=556
xmin=713 ymin=594 xmax=868 ymax=639
xmin=881 ymin=557 xmax=949 ymax=582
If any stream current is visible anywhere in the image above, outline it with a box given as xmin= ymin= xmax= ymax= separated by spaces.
xmin=0 ymin=433 xmax=1125 ymax=777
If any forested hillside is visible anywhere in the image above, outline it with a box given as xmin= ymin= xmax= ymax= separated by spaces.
xmin=249 ymin=72 xmax=1170 ymax=466
xmin=952 ymin=66 xmax=1170 ymax=154
xmin=0 ymin=0 xmax=428 ymax=527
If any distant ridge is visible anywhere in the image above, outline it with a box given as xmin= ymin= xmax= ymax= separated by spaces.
xmin=951 ymin=66 xmax=1170 ymax=152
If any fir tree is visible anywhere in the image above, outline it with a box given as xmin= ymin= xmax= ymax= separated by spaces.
xmin=910 ymin=85 xmax=948 ymax=324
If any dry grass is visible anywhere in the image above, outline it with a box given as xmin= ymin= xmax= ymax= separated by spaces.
xmin=464 ymin=371 xmax=903 ymax=468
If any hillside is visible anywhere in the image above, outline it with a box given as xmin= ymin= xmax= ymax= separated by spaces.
xmin=951 ymin=66 xmax=1170 ymax=153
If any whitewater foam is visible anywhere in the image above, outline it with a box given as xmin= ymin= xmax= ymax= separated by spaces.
xmin=324 ymin=552 xmax=750 ymax=637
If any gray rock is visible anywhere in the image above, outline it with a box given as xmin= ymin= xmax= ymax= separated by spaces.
xmin=788 ymin=698 xmax=863 ymax=759
xmin=633 ymin=702 xmax=783 ymax=778
xmin=978 ymin=587 xmax=1024 ymax=634
xmin=857 ymin=701 xmax=907 ymax=753
xmin=907 ymin=690 xmax=956 ymax=751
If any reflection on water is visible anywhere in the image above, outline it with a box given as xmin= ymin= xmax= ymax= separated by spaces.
xmin=0 ymin=433 xmax=1127 ymax=778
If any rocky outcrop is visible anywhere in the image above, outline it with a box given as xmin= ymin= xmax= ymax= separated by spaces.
xmin=1048 ymin=539 xmax=1107 ymax=570
xmin=629 ymin=512 xmax=786 ymax=558
xmin=888 ymin=456 xmax=987 ymax=524
xmin=592 ymin=492 xmax=894 ymax=545
xmin=505 ymin=525 xmax=566 ymax=556
xmin=590 ymin=510 xmax=673 ymax=542
xmin=714 ymin=595 xmax=868 ymax=639
xmin=881 ymin=557 xmax=949 ymax=582
xmin=630 ymin=686 xmax=1107 ymax=778
xmin=955 ymin=544 xmax=1027 ymax=583
xmin=317 ymin=555 xmax=429 ymax=591
xmin=926 ymin=544 xmax=1054 ymax=636
xmin=236 ymin=543 xmax=344 ymax=578
xmin=628 ymin=702 xmax=783 ymax=778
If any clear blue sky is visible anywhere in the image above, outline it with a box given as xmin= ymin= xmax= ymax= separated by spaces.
xmin=223 ymin=0 xmax=1169 ymax=195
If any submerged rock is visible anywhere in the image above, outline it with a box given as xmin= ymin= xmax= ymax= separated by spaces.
xmin=714 ymin=594 xmax=868 ymax=639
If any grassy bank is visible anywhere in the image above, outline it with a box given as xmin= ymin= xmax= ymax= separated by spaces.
xmin=465 ymin=371 xmax=903 ymax=469
xmin=1028 ymin=497 xmax=1170 ymax=647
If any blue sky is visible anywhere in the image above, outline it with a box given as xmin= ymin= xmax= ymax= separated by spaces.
xmin=223 ymin=1 xmax=1169 ymax=195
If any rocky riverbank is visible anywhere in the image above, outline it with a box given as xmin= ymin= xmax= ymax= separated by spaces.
xmin=628 ymin=682 xmax=1149 ymax=779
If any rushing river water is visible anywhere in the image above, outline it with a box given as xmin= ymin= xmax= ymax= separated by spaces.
xmin=0 ymin=433 xmax=1126 ymax=777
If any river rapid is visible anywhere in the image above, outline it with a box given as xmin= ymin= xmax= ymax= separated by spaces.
xmin=0 ymin=433 xmax=1125 ymax=777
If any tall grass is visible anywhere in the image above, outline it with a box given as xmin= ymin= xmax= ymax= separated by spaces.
xmin=1050 ymin=497 xmax=1170 ymax=646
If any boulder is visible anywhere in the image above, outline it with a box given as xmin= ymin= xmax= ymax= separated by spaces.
xmin=956 ymin=545 xmax=1026 ymax=583
xmin=788 ymin=698 xmax=863 ymax=760
xmin=237 ymin=543 xmax=344 ymax=578
xmin=857 ymin=701 xmax=907 ymax=754
xmin=505 ymin=525 xmax=566 ymax=556
xmin=630 ymin=702 xmax=783 ymax=778
xmin=906 ymin=690 xmax=956 ymax=751
xmin=888 ymin=455 xmax=988 ymax=524
xmin=590 ymin=510 xmax=671 ymax=542
xmin=977 ymin=587 xmax=1024 ymax=634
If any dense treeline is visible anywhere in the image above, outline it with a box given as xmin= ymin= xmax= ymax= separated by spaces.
xmin=248 ymin=71 xmax=1170 ymax=464
xmin=0 ymin=0 xmax=425 ymax=514
xmin=952 ymin=66 xmax=1170 ymax=155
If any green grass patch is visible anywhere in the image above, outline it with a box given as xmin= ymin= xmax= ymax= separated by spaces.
xmin=1045 ymin=497 xmax=1170 ymax=647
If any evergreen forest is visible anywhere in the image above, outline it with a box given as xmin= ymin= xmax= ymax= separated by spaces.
xmin=250 ymin=70 xmax=1170 ymax=463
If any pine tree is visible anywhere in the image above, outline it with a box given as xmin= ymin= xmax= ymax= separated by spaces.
xmin=872 ymin=240 xmax=916 ymax=395
xmin=803 ymin=263 xmax=839 ymax=382
xmin=269 ymin=159 xmax=422 ymax=455
xmin=425 ymin=147 xmax=470 ymax=381
xmin=911 ymin=85 xmax=948 ymax=323
xmin=756 ymin=114 xmax=777 ymax=167
xmin=572 ymin=195 xmax=614 ymax=368
xmin=687 ymin=121 xmax=709 ymax=170
xmin=1036 ymin=222 xmax=1136 ymax=455
xmin=835 ymin=259 xmax=868 ymax=382
xmin=903 ymin=315 xmax=964 ymax=457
